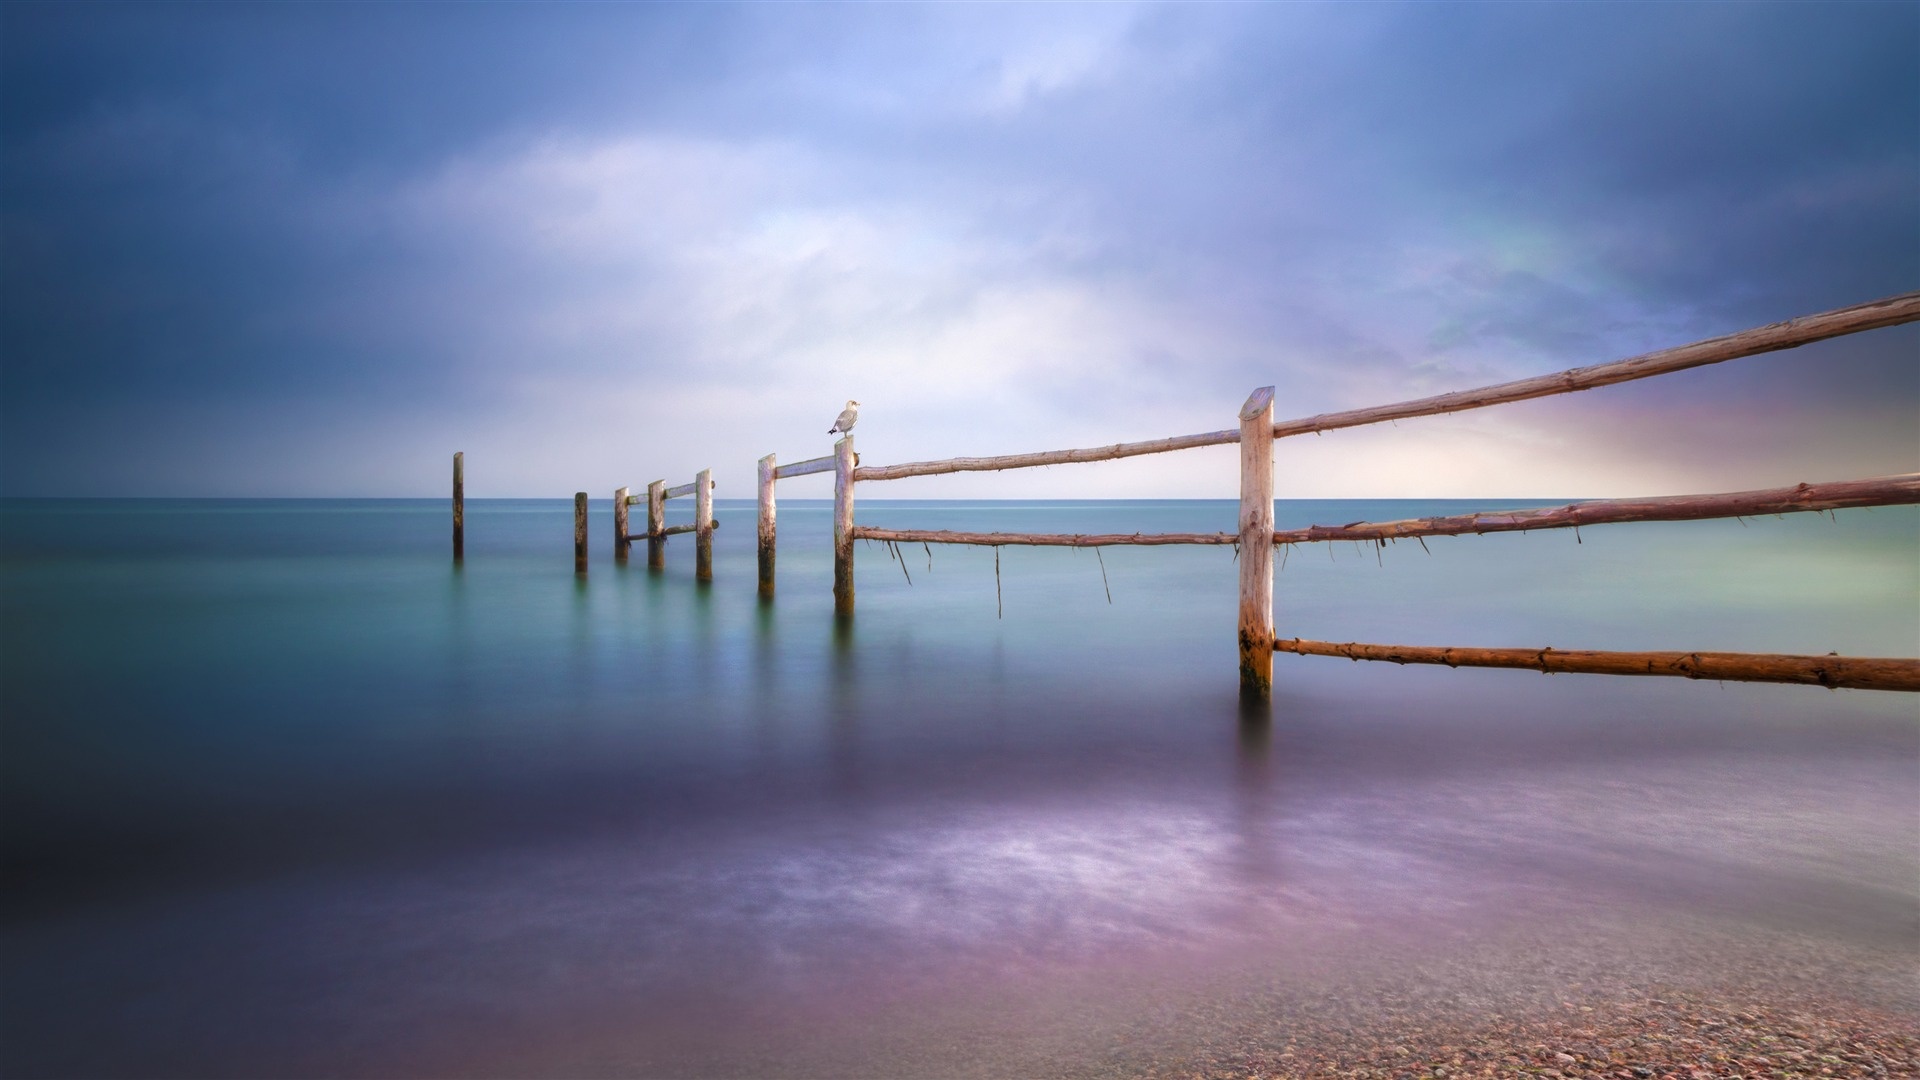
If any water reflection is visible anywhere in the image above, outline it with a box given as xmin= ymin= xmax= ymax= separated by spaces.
xmin=3 ymin=499 xmax=1914 ymax=1078
xmin=828 ymin=614 xmax=862 ymax=796
xmin=750 ymin=601 xmax=781 ymax=765
xmin=688 ymin=571 xmax=716 ymax=694
xmin=1232 ymin=712 xmax=1281 ymax=890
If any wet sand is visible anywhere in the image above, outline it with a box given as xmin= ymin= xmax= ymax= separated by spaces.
xmin=469 ymin=904 xmax=1915 ymax=1078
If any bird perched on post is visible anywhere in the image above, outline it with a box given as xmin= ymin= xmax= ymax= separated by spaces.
xmin=828 ymin=400 xmax=860 ymax=436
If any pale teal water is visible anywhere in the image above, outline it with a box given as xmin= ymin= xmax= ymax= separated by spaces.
xmin=2 ymin=498 xmax=1915 ymax=1076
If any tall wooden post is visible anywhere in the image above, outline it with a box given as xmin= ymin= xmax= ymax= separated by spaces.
xmin=1238 ymin=386 xmax=1275 ymax=700
xmin=695 ymin=468 xmax=715 ymax=582
xmin=614 ymin=486 xmax=630 ymax=563
xmin=452 ymin=452 xmax=464 ymax=562
xmin=833 ymin=436 xmax=855 ymax=616
xmin=757 ymin=454 xmax=777 ymax=598
xmin=646 ymin=480 xmax=665 ymax=570
xmin=574 ymin=492 xmax=589 ymax=575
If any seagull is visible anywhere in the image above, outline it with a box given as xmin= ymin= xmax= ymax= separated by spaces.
xmin=828 ymin=400 xmax=860 ymax=436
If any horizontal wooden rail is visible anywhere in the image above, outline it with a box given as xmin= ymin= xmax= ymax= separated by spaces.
xmin=1275 ymin=638 xmax=1920 ymax=692
xmin=650 ymin=520 xmax=719 ymax=538
xmin=853 ymin=429 xmax=1239 ymax=482
xmin=1272 ymin=290 xmax=1920 ymax=439
xmin=848 ymin=291 xmax=1920 ymax=483
xmin=775 ymin=455 xmax=836 ymax=480
xmin=1274 ymin=474 xmax=1920 ymax=545
xmin=847 ymin=475 xmax=1917 ymax=551
xmin=851 ymin=526 xmax=1236 ymax=547
xmin=630 ymin=479 xmax=715 ymax=503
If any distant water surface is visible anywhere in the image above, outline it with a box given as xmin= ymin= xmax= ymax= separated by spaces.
xmin=2 ymin=498 xmax=1915 ymax=1076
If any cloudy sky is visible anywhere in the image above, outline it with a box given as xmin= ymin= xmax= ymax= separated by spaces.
xmin=2 ymin=2 xmax=1914 ymax=499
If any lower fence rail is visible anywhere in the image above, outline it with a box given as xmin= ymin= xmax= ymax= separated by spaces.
xmin=1274 ymin=637 xmax=1920 ymax=692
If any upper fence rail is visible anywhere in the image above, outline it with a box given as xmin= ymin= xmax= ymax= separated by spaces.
xmin=774 ymin=454 xmax=836 ymax=480
xmin=851 ymin=291 xmax=1920 ymax=483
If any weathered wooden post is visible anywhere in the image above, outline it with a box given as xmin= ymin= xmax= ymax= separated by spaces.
xmin=1238 ymin=386 xmax=1275 ymax=700
xmin=574 ymin=491 xmax=589 ymax=575
xmin=695 ymin=468 xmax=715 ymax=582
xmin=757 ymin=453 xmax=777 ymax=598
xmin=614 ymin=485 xmax=630 ymax=563
xmin=833 ymin=436 xmax=855 ymax=616
xmin=452 ymin=452 xmax=464 ymax=562
xmin=646 ymin=480 xmax=665 ymax=570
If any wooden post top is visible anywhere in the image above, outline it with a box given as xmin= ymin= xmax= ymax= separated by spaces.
xmin=1239 ymin=386 xmax=1275 ymax=420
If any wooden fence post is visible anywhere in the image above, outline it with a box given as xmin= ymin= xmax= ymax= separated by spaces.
xmin=452 ymin=452 xmax=464 ymax=562
xmin=834 ymin=435 xmax=855 ymax=616
xmin=758 ymin=453 xmax=776 ymax=598
xmin=695 ymin=468 xmax=715 ymax=582
xmin=1238 ymin=387 xmax=1275 ymax=700
xmin=574 ymin=492 xmax=589 ymax=575
xmin=647 ymin=480 xmax=665 ymax=570
xmin=614 ymin=485 xmax=630 ymax=563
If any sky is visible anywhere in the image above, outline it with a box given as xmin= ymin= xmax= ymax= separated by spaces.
xmin=1 ymin=2 xmax=1915 ymax=500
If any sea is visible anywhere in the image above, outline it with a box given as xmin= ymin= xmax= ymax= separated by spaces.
xmin=2 ymin=497 xmax=1915 ymax=1077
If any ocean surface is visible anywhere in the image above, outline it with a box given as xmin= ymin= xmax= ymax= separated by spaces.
xmin=2 ymin=497 xmax=1915 ymax=1076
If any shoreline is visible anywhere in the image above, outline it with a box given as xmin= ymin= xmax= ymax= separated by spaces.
xmin=462 ymin=909 xmax=1918 ymax=1078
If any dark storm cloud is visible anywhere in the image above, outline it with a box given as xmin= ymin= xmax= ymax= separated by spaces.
xmin=1 ymin=3 xmax=718 ymax=396
xmin=0 ymin=2 xmax=1913 ymax=496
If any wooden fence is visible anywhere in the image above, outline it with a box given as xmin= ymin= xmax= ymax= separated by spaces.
xmin=754 ymin=450 xmax=840 ymax=600
xmin=609 ymin=471 xmax=719 ymax=578
xmin=768 ymin=290 xmax=1920 ymax=698
xmin=454 ymin=291 xmax=1918 ymax=698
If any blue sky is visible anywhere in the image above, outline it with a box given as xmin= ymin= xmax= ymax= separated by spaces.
xmin=2 ymin=2 xmax=1914 ymax=498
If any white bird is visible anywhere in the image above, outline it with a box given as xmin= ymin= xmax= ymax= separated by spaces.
xmin=828 ymin=400 xmax=860 ymax=436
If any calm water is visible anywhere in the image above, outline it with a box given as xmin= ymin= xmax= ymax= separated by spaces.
xmin=2 ymin=498 xmax=1916 ymax=1076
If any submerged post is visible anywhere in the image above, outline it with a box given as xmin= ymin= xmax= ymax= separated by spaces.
xmin=572 ymin=488 xmax=587 ymax=572
xmin=452 ymin=452 xmax=465 ymax=562
xmin=695 ymin=468 xmax=715 ymax=582
xmin=757 ymin=453 xmax=777 ymax=598
xmin=833 ymin=436 xmax=855 ymax=616
xmin=1238 ymin=386 xmax=1276 ymax=700
xmin=646 ymin=480 xmax=665 ymax=570
xmin=614 ymin=485 xmax=630 ymax=563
